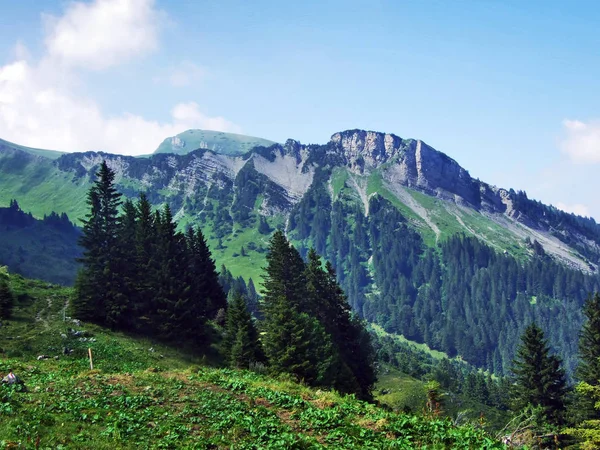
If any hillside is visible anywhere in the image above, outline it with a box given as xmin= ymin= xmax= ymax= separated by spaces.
xmin=0 ymin=138 xmax=65 ymax=160
xmin=0 ymin=201 xmax=80 ymax=285
xmin=0 ymin=271 xmax=503 ymax=448
xmin=0 ymin=128 xmax=599 ymax=376
xmin=154 ymin=129 xmax=277 ymax=156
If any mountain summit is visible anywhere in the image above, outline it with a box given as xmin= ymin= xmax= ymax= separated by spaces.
xmin=154 ymin=129 xmax=277 ymax=156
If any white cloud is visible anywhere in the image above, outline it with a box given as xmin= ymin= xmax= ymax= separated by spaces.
xmin=0 ymin=60 xmax=239 ymax=155
xmin=556 ymin=202 xmax=591 ymax=217
xmin=560 ymin=119 xmax=600 ymax=163
xmin=43 ymin=0 xmax=161 ymax=70
xmin=153 ymin=61 xmax=206 ymax=87
xmin=0 ymin=0 xmax=239 ymax=156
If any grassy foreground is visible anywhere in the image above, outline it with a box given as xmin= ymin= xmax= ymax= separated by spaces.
xmin=0 ymin=275 xmax=504 ymax=449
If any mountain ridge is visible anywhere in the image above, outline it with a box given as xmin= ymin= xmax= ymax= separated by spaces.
xmin=1 ymin=127 xmax=599 ymax=376
xmin=1 ymin=128 xmax=598 ymax=273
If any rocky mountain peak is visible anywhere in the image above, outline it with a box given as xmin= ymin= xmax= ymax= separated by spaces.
xmin=283 ymin=139 xmax=303 ymax=160
xmin=329 ymin=129 xmax=408 ymax=167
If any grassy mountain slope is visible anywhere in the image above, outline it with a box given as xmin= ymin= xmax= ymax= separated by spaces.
xmin=0 ymin=205 xmax=81 ymax=285
xmin=154 ymin=129 xmax=277 ymax=156
xmin=0 ymin=272 xmax=503 ymax=449
xmin=0 ymin=148 xmax=90 ymax=221
xmin=0 ymin=138 xmax=65 ymax=160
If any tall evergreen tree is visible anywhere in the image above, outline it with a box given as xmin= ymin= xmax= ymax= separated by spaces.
xmin=246 ymin=278 xmax=260 ymax=319
xmin=186 ymin=227 xmax=227 ymax=320
xmin=261 ymin=231 xmax=337 ymax=386
xmin=132 ymin=193 xmax=158 ymax=329
xmin=262 ymin=230 xmax=307 ymax=312
xmin=575 ymin=292 xmax=600 ymax=421
xmin=578 ymin=292 xmax=600 ymax=385
xmin=152 ymin=204 xmax=189 ymax=340
xmin=0 ymin=275 xmax=14 ymax=319
xmin=223 ymin=290 xmax=265 ymax=368
xmin=110 ymin=199 xmax=137 ymax=330
xmin=511 ymin=323 xmax=568 ymax=425
xmin=73 ymin=161 xmax=122 ymax=325
xmin=304 ymin=249 xmax=376 ymax=398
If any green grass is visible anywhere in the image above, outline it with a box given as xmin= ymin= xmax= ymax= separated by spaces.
xmin=366 ymin=172 xmax=438 ymax=246
xmin=370 ymin=324 xmax=448 ymax=360
xmin=456 ymin=209 xmax=530 ymax=261
xmin=209 ymin=225 xmax=269 ymax=284
xmin=370 ymin=179 xmax=531 ymax=259
xmin=375 ymin=367 xmax=428 ymax=412
xmin=330 ymin=167 xmax=350 ymax=199
xmin=375 ymin=367 xmax=510 ymax=433
xmin=405 ymin=189 xmax=465 ymax=243
xmin=0 ymin=272 xmax=505 ymax=449
xmin=189 ymin=213 xmax=285 ymax=287
xmin=0 ymin=154 xmax=90 ymax=221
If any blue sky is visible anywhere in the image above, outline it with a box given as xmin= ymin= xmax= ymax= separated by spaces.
xmin=1 ymin=0 xmax=600 ymax=218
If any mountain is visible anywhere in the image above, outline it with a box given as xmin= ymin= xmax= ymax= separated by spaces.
xmin=0 ymin=200 xmax=81 ymax=285
xmin=153 ymin=129 xmax=277 ymax=156
xmin=0 ymin=137 xmax=65 ymax=160
xmin=1 ymin=128 xmax=599 ymax=375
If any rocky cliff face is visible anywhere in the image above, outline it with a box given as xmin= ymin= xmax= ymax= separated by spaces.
xmin=330 ymin=130 xmax=408 ymax=168
xmin=329 ymin=129 xmax=503 ymax=212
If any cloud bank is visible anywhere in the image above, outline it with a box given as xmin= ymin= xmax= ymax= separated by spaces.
xmin=560 ymin=119 xmax=600 ymax=163
xmin=0 ymin=0 xmax=239 ymax=156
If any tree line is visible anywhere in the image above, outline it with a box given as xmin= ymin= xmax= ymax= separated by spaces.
xmin=73 ymin=161 xmax=376 ymax=399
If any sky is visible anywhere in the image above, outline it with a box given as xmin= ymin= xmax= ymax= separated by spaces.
xmin=1 ymin=0 xmax=600 ymax=219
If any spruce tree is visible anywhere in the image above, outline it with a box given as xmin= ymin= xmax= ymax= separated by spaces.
xmin=261 ymin=231 xmax=337 ymax=386
xmin=186 ymin=227 xmax=227 ymax=319
xmin=575 ymin=292 xmax=600 ymax=421
xmin=74 ymin=161 xmax=122 ymax=325
xmin=152 ymin=204 xmax=188 ymax=340
xmin=110 ymin=198 xmax=137 ymax=330
xmin=0 ymin=275 xmax=14 ymax=319
xmin=304 ymin=249 xmax=376 ymax=399
xmin=511 ymin=323 xmax=568 ymax=425
xmin=578 ymin=292 xmax=600 ymax=385
xmin=246 ymin=278 xmax=260 ymax=319
xmin=262 ymin=230 xmax=307 ymax=312
xmin=223 ymin=291 xmax=265 ymax=368
xmin=132 ymin=193 xmax=158 ymax=329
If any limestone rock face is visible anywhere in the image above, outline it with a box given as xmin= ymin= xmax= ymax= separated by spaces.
xmin=330 ymin=130 xmax=482 ymax=209
xmin=330 ymin=130 xmax=407 ymax=169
